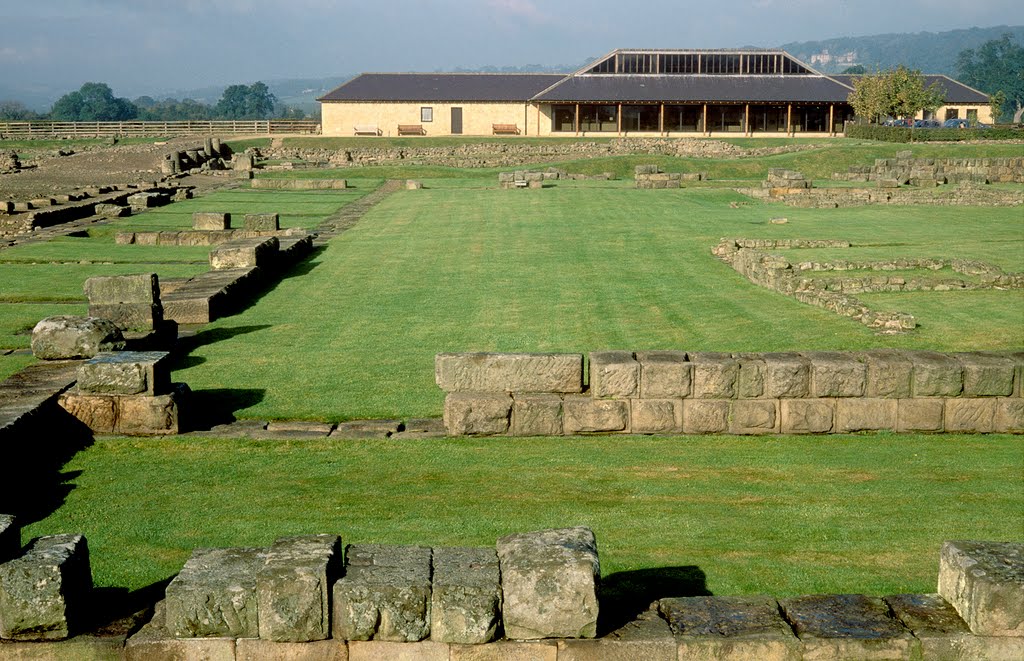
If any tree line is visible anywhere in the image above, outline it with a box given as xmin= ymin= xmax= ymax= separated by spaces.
xmin=0 ymin=81 xmax=308 ymax=122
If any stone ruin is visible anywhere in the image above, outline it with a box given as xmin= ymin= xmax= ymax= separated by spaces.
xmin=835 ymin=151 xmax=1024 ymax=186
xmin=498 ymin=167 xmax=616 ymax=188
xmin=0 ymin=149 xmax=20 ymax=174
xmin=161 ymin=137 xmax=232 ymax=176
xmin=634 ymin=164 xmax=706 ymax=188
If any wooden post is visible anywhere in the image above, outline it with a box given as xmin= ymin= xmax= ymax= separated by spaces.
xmin=787 ymin=104 xmax=792 ymax=137
xmin=745 ymin=104 xmax=750 ymax=136
xmin=828 ymin=104 xmax=835 ymax=136
xmin=660 ymin=103 xmax=665 ymax=135
xmin=575 ymin=103 xmax=580 ymax=136
xmin=617 ymin=103 xmax=622 ymax=135
xmin=703 ymin=103 xmax=708 ymax=136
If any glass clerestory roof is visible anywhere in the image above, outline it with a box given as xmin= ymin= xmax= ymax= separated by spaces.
xmin=584 ymin=50 xmax=813 ymax=76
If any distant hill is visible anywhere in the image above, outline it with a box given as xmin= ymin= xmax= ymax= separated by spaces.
xmin=779 ymin=25 xmax=1024 ymax=75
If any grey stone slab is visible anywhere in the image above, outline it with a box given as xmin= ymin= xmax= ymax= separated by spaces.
xmin=403 ymin=418 xmax=445 ymax=433
xmin=884 ymin=593 xmax=1024 ymax=660
xmin=435 ymin=353 xmax=584 ymax=394
xmin=83 ymin=273 xmax=160 ymax=305
xmin=126 ymin=600 xmax=236 ymax=661
xmin=76 ymin=351 xmax=170 ymax=396
xmin=164 ymin=547 xmax=263 ymax=638
xmin=938 ymin=540 xmax=1024 ymax=636
xmin=210 ymin=237 xmax=279 ymax=270
xmin=0 ymin=534 xmax=92 ymax=641
xmin=431 ymin=547 xmax=500 ymax=644
xmin=30 ymin=316 xmax=125 ymax=360
xmin=193 ymin=212 xmax=231 ymax=231
xmin=0 ymin=515 xmax=18 ymax=564
xmin=0 ymin=361 xmax=80 ymax=435
xmin=497 ymin=527 xmax=599 ymax=640
xmin=243 ymin=213 xmax=279 ymax=231
xmin=780 ymin=594 xmax=914 ymax=660
xmin=556 ymin=607 xmax=675 ymax=661
xmin=333 ymin=544 xmax=432 ymax=642
xmin=661 ymin=596 xmax=800 ymax=661
xmin=257 ymin=535 xmax=342 ymax=642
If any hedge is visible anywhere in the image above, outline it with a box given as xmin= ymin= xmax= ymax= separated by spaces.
xmin=846 ymin=124 xmax=1024 ymax=142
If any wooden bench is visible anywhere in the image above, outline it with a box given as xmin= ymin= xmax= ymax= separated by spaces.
xmin=353 ymin=124 xmax=381 ymax=136
xmin=493 ymin=124 xmax=520 ymax=135
xmin=397 ymin=124 xmax=426 ymax=136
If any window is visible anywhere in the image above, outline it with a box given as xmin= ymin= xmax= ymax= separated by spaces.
xmin=966 ymin=109 xmax=978 ymax=122
xmin=621 ymin=105 xmax=660 ymax=132
xmin=665 ymin=105 xmax=703 ymax=132
xmin=420 ymin=107 xmax=433 ymax=123
xmin=945 ymin=108 xmax=959 ymax=120
xmin=578 ymin=104 xmax=618 ymax=132
xmin=552 ymin=105 xmax=575 ymax=132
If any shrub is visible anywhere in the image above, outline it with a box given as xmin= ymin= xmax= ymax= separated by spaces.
xmin=846 ymin=124 xmax=1024 ymax=142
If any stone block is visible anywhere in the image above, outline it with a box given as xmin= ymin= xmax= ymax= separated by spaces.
xmin=450 ymin=640 xmax=557 ymax=660
xmin=0 ymin=515 xmax=18 ymax=564
xmin=431 ymin=547 xmax=501 ymax=644
xmin=661 ymin=596 xmax=801 ymax=661
xmin=193 ymin=212 xmax=231 ymax=231
xmin=762 ymin=353 xmax=810 ymax=399
xmin=689 ymin=353 xmax=738 ymax=399
xmin=435 ymin=353 xmax=583 ymax=394
xmin=939 ymin=541 xmax=1024 ymax=636
xmin=557 ymin=607 xmax=676 ymax=661
xmin=780 ymin=399 xmax=834 ymax=434
xmin=563 ymin=396 xmax=629 ymax=434
xmin=57 ymin=391 xmax=118 ymax=433
xmin=729 ymin=400 xmax=779 ymax=434
xmin=406 ymin=180 xmax=423 ymax=190
xmin=116 ymin=385 xmax=186 ymax=436
xmin=994 ymin=398 xmax=1024 ymax=433
xmin=956 ymin=353 xmax=1015 ymax=397
xmin=30 ymin=316 xmax=125 ymax=360
xmin=333 ymin=544 xmax=432 ymax=642
xmin=164 ymin=547 xmax=263 ymax=638
xmin=636 ymin=351 xmax=691 ymax=399
xmin=631 ymin=399 xmax=682 ymax=434
xmin=682 ymin=399 xmax=729 ymax=433
xmin=210 ymin=236 xmax=279 ymax=270
xmin=736 ymin=354 xmax=767 ymax=398
xmin=126 ymin=601 xmax=236 ymax=661
xmin=497 ymin=527 xmax=599 ymax=640
xmin=511 ymin=394 xmax=563 ymax=436
xmin=236 ymin=638 xmax=349 ymax=661
xmin=244 ymin=213 xmax=280 ymax=231
xmin=897 ymin=399 xmax=944 ymax=432
xmin=589 ymin=351 xmax=639 ymax=398
xmin=862 ymin=349 xmax=913 ymax=398
xmin=76 ymin=351 xmax=171 ymax=396
xmin=86 ymin=303 xmax=163 ymax=333
xmin=347 ymin=640 xmax=449 ymax=661
xmin=1005 ymin=351 xmax=1024 ymax=397
xmin=945 ymin=398 xmax=996 ymax=433
xmin=94 ymin=203 xmax=130 ymax=217
xmin=444 ymin=392 xmax=511 ymax=435
xmin=779 ymin=594 xmax=914 ymax=661
xmin=257 ymin=535 xmax=342 ymax=642
xmin=911 ymin=351 xmax=964 ymax=397
xmin=881 ymin=593 xmax=1022 ymax=661
xmin=0 ymin=534 xmax=92 ymax=641
xmin=835 ymin=398 xmax=897 ymax=432
xmin=805 ymin=351 xmax=866 ymax=397
xmin=84 ymin=273 xmax=163 ymax=332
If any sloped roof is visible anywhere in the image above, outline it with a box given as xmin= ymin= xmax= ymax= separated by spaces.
xmin=533 ymin=74 xmax=854 ymax=103
xmin=319 ymin=73 xmax=567 ymax=102
xmin=831 ymin=74 xmax=988 ymax=104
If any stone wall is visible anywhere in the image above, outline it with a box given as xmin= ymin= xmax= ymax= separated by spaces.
xmin=160 ymin=138 xmax=230 ymax=176
xmin=438 ymin=350 xmax=1023 ymax=436
xmin=498 ymin=167 xmax=615 ymax=188
xmin=634 ymin=164 xmax=706 ymax=188
xmin=835 ymin=153 xmax=1024 ymax=185
xmin=748 ymin=181 xmax=1024 ymax=208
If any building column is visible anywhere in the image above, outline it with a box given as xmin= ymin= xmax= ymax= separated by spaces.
xmin=659 ymin=103 xmax=665 ymax=136
xmin=575 ymin=103 xmax=580 ymax=136
xmin=703 ymin=103 xmax=708 ymax=136
xmin=787 ymin=104 xmax=792 ymax=137
xmin=745 ymin=104 xmax=750 ymax=136
xmin=828 ymin=104 xmax=835 ymax=136
xmin=617 ymin=103 xmax=622 ymax=136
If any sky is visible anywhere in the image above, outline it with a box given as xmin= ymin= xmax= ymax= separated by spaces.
xmin=2 ymin=0 xmax=1023 ymax=103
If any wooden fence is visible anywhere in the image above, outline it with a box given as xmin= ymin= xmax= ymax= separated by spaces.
xmin=0 ymin=120 xmax=320 ymax=138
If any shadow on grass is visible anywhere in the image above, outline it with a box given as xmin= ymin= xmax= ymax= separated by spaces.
xmin=599 ymin=565 xmax=710 ymax=635
xmin=186 ymin=387 xmax=266 ymax=430
xmin=174 ymin=324 xmax=272 ymax=356
xmin=86 ymin=577 xmax=174 ymax=639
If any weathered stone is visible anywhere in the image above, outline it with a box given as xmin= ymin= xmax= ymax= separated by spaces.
xmin=244 ymin=213 xmax=279 ymax=231
xmin=497 ymin=527 xmax=599 ymax=640
xmin=30 ymin=316 xmax=125 ymax=360
xmin=911 ymin=351 xmax=964 ymax=397
xmin=331 ymin=420 xmax=402 ymax=439
xmin=736 ymin=354 xmax=767 ymax=398
xmin=193 ymin=212 xmax=231 ymax=231
xmin=332 ymin=544 xmax=432 ymax=642
xmin=126 ymin=600 xmax=236 ymax=661
xmin=76 ymin=351 xmax=170 ymax=396
xmin=0 ymin=534 xmax=91 ymax=641
xmin=235 ymin=638 xmax=349 ymax=661
xmin=881 ymin=593 xmax=1021 ymax=661
xmin=682 ymin=399 xmax=729 ymax=433
xmin=956 ymin=353 xmax=1015 ymax=397
xmin=835 ymin=398 xmax=897 ymax=432
xmin=589 ymin=351 xmax=639 ymax=398
xmin=897 ymin=399 xmax=944 ymax=432
xmin=689 ymin=353 xmax=738 ymax=399
xmin=164 ymin=547 xmax=263 ymax=638
xmin=805 ymin=351 xmax=866 ymax=398
xmin=210 ymin=236 xmax=279 ymax=270
xmin=257 ymin=535 xmax=342 ymax=642
xmin=511 ymin=394 xmax=563 ymax=436
xmin=636 ymin=351 xmax=691 ymax=398
xmin=557 ymin=607 xmax=676 ymax=661
xmin=762 ymin=353 xmax=810 ymax=399
xmin=435 ymin=353 xmax=583 ymax=393
xmin=780 ymin=399 xmax=834 ymax=434
xmin=431 ymin=547 xmax=501 ymax=644
xmin=779 ymin=594 xmax=914 ymax=661
xmin=938 ymin=541 xmax=1024 ymax=636
xmin=729 ymin=400 xmax=778 ymax=434
xmin=945 ymin=398 xmax=996 ymax=433
xmin=127 ymin=192 xmax=166 ymax=209
xmin=994 ymin=398 xmax=1024 ymax=433
xmin=347 ymin=640 xmax=448 ymax=661
xmin=444 ymin=393 xmax=511 ymax=435
xmin=83 ymin=273 xmax=163 ymax=332
xmin=562 ymin=396 xmax=629 ymax=433
xmin=0 ymin=515 xmax=18 ymax=564
xmin=60 ymin=384 xmax=186 ymax=436
xmin=94 ymin=203 xmax=130 ymax=217
xmin=631 ymin=399 xmax=682 ymax=434
xmin=86 ymin=303 xmax=163 ymax=333
xmin=405 ymin=180 xmax=423 ymax=190
xmin=661 ymin=596 xmax=801 ymax=661
xmin=450 ymin=640 xmax=557 ymax=660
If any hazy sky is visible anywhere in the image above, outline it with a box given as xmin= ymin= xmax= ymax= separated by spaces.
xmin=3 ymin=0 xmax=1023 ymax=99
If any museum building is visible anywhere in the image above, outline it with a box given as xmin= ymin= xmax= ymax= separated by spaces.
xmin=318 ymin=49 xmax=991 ymax=138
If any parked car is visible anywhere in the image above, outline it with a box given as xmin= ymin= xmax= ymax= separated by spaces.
xmin=913 ymin=119 xmax=940 ymax=128
xmin=943 ymin=118 xmax=970 ymax=129
xmin=883 ymin=118 xmax=911 ymax=127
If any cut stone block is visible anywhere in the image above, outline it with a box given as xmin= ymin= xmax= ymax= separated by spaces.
xmin=780 ymin=399 xmax=834 ymax=434
xmin=95 ymin=203 xmax=130 ymax=217
xmin=835 ymin=398 xmax=897 ymax=432
xmin=637 ymin=351 xmax=691 ymax=399
xmin=729 ymin=399 xmax=778 ymax=434
xmin=76 ymin=351 xmax=171 ymax=396
xmin=682 ymin=399 xmax=729 ymax=433
xmin=897 ymin=399 xmax=944 ymax=432
xmin=862 ymin=349 xmax=913 ymax=398
xmin=497 ymin=527 xmax=599 ymax=640
xmin=779 ymin=594 xmax=913 ymax=660
xmin=444 ymin=392 xmax=511 ymax=435
xmin=59 ymin=384 xmax=186 ymax=436
xmin=257 ymin=535 xmax=342 ymax=642
xmin=435 ymin=353 xmax=584 ymax=394
xmin=244 ymin=213 xmax=279 ymax=231
xmin=562 ymin=396 xmax=629 ymax=434
xmin=210 ymin=236 xmax=279 ymax=270
xmin=994 ymin=398 xmax=1024 ymax=433
xmin=164 ymin=547 xmax=263 ymax=638
xmin=557 ymin=606 xmax=676 ymax=661
xmin=589 ymin=351 xmax=639 ymax=398
xmin=736 ymin=354 xmax=767 ymax=398
xmin=689 ymin=353 xmax=738 ymax=399
xmin=431 ymin=547 xmax=501 ymax=644
xmin=0 ymin=515 xmax=18 ymax=564
xmin=762 ymin=353 xmax=810 ymax=399
xmin=125 ymin=600 xmax=236 ymax=661
xmin=0 ymin=534 xmax=92 ymax=641
xmin=30 ymin=316 xmax=125 ymax=360
xmin=911 ymin=351 xmax=964 ymax=397
xmin=347 ymin=640 xmax=448 ymax=661
xmin=938 ymin=540 xmax=1024 ymax=636
xmin=805 ymin=351 xmax=866 ymax=398
xmin=956 ymin=353 xmax=1015 ymax=397
xmin=882 ymin=593 xmax=1022 ymax=661
xmin=235 ymin=638 xmax=348 ymax=661
xmin=84 ymin=272 xmax=161 ymax=307
xmin=193 ymin=212 xmax=231 ymax=230
xmin=511 ymin=394 xmax=563 ymax=436
xmin=945 ymin=398 xmax=996 ymax=433
xmin=87 ymin=303 xmax=163 ymax=334
xmin=660 ymin=596 xmax=801 ymax=661
xmin=333 ymin=544 xmax=432 ymax=642
xmin=449 ymin=640 xmax=557 ymax=660
xmin=631 ymin=399 xmax=682 ymax=434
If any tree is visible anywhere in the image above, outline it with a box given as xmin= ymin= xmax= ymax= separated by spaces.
xmin=989 ymin=91 xmax=1007 ymax=124
xmin=956 ymin=34 xmax=1024 ymax=123
xmin=848 ymin=71 xmax=887 ymax=123
xmin=215 ymin=82 xmax=276 ymax=119
xmin=0 ymin=100 xmax=40 ymax=120
xmin=50 ymin=82 xmax=137 ymax=121
xmin=846 ymin=66 xmax=943 ymax=128
xmin=842 ymin=65 xmax=867 ymax=75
